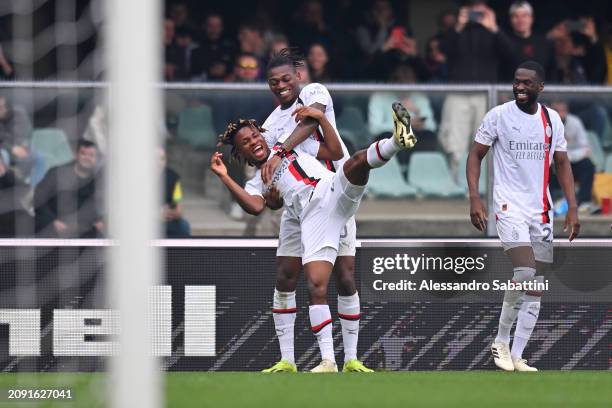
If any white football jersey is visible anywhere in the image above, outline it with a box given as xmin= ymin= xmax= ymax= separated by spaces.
xmin=475 ymin=101 xmax=567 ymax=221
xmin=244 ymin=150 xmax=334 ymax=214
xmin=261 ymin=82 xmax=350 ymax=172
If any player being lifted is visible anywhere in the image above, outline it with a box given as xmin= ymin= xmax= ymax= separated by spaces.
xmin=250 ymin=48 xmax=368 ymax=373
xmin=211 ymin=102 xmax=416 ymax=372
xmin=467 ymin=61 xmax=580 ymax=372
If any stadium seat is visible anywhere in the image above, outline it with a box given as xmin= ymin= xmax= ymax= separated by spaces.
xmin=604 ymin=154 xmax=612 ymax=173
xmin=336 ymin=105 xmax=369 ymax=148
xmin=458 ymin=153 xmax=487 ymax=195
xmin=408 ymin=152 xmax=466 ymax=197
xmin=31 ymin=128 xmax=74 ymax=175
xmin=587 ymin=130 xmax=605 ymax=172
xmin=177 ymin=105 xmax=217 ymax=150
xmin=366 ymin=156 xmax=417 ymax=198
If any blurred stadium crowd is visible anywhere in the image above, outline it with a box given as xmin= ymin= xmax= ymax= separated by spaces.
xmin=163 ymin=0 xmax=612 ymax=84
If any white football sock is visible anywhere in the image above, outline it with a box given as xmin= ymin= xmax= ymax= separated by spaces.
xmin=511 ymin=294 xmax=541 ymax=360
xmin=495 ymin=289 xmax=523 ymax=344
xmin=366 ymin=137 xmax=401 ymax=168
xmin=272 ymin=289 xmax=296 ymax=364
xmin=338 ymin=293 xmax=360 ymax=362
xmin=309 ymin=304 xmax=335 ymax=363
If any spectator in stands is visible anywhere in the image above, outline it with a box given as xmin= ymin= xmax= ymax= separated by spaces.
xmin=355 ymin=0 xmax=427 ymax=80
xmin=424 ymin=37 xmax=448 ymax=82
xmin=159 ymin=147 xmax=190 ymax=237
xmin=438 ymin=0 xmax=514 ymax=179
xmin=164 ymin=18 xmax=182 ymax=81
xmin=368 ymin=65 xmax=438 ymax=163
xmin=174 ymin=27 xmax=202 ymax=80
xmin=307 ymin=43 xmax=333 ymax=83
xmin=225 ymin=53 xmax=261 ymax=82
xmin=169 ymin=1 xmax=195 ymax=32
xmin=439 ymin=0 xmax=514 ymax=83
xmin=238 ymin=23 xmax=267 ymax=61
xmin=547 ymin=17 xmax=607 ymax=84
xmin=290 ymin=0 xmax=335 ymax=58
xmin=500 ymin=1 xmax=555 ymax=82
xmin=34 ymin=139 xmax=104 ymax=238
xmin=0 ymin=96 xmax=44 ymax=186
xmin=355 ymin=0 xmax=396 ymax=60
xmin=198 ymin=13 xmax=236 ymax=81
xmin=437 ymin=10 xmax=457 ymax=34
xmin=0 ymin=158 xmax=32 ymax=237
xmin=268 ymin=35 xmax=290 ymax=60
xmin=550 ymin=100 xmax=595 ymax=210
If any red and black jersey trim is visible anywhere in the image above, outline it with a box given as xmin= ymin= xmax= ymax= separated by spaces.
xmin=539 ymin=104 xmax=553 ymax=224
xmin=272 ymin=307 xmax=297 ymax=314
xmin=311 ymin=319 xmax=332 ymax=333
xmin=338 ymin=313 xmax=360 ymax=321
xmin=375 ymin=140 xmax=390 ymax=162
xmin=288 ymin=160 xmax=320 ymax=187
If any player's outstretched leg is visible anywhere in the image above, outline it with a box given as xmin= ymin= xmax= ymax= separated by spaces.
xmin=343 ymin=102 xmax=417 ymax=187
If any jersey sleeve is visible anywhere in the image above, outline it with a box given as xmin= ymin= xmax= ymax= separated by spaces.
xmin=552 ymin=112 xmax=567 ymax=152
xmin=300 ymin=83 xmax=331 ymax=107
xmin=244 ymin=170 xmax=264 ymax=198
xmin=474 ymin=108 xmax=499 ymax=146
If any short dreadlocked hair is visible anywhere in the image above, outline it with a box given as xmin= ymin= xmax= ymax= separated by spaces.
xmin=266 ymin=47 xmax=304 ymax=74
xmin=217 ymin=118 xmax=267 ymax=164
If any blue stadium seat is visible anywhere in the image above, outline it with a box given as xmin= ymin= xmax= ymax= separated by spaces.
xmin=604 ymin=153 xmax=612 ymax=173
xmin=459 ymin=152 xmax=487 ymax=195
xmin=408 ymin=152 xmax=465 ymax=197
xmin=177 ymin=105 xmax=217 ymax=150
xmin=587 ymin=130 xmax=605 ymax=172
xmin=31 ymin=128 xmax=74 ymax=176
xmin=336 ymin=105 xmax=370 ymax=148
xmin=366 ymin=156 xmax=417 ymax=198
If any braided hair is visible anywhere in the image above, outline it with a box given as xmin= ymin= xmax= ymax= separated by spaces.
xmin=217 ymin=118 xmax=267 ymax=164
xmin=266 ymin=47 xmax=304 ymax=73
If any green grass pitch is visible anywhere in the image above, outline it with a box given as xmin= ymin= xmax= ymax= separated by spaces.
xmin=1 ymin=371 xmax=611 ymax=408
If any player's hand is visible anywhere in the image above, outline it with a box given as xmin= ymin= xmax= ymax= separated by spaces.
xmin=469 ymin=197 xmax=488 ymax=232
xmin=480 ymin=7 xmax=498 ymax=33
xmin=210 ymin=152 xmax=228 ymax=178
xmin=53 ymin=219 xmax=68 ymax=234
xmin=263 ymin=187 xmax=283 ymax=210
xmin=261 ymin=154 xmax=281 ymax=185
xmin=292 ymin=106 xmax=324 ymax=123
xmin=11 ymin=145 xmax=29 ymax=159
xmin=456 ymin=7 xmax=469 ymax=32
xmin=563 ymin=206 xmax=580 ymax=241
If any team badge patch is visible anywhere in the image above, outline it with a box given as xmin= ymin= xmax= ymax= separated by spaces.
xmin=545 ymin=125 xmax=552 ymax=137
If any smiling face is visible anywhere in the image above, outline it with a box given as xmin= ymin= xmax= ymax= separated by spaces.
xmin=512 ymin=68 xmax=543 ymax=108
xmin=234 ymin=125 xmax=270 ymax=165
xmin=267 ymin=64 xmax=300 ymax=108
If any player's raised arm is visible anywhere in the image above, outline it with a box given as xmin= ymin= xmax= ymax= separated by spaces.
xmin=292 ymin=105 xmax=343 ymax=161
xmin=467 ymin=141 xmax=490 ymax=232
xmin=553 ymin=150 xmax=580 ymax=241
xmin=261 ymin=102 xmax=326 ymax=184
xmin=209 ymin=152 xmax=266 ymax=216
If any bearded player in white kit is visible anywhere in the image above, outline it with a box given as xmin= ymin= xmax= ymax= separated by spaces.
xmin=254 ymin=48 xmax=369 ymax=373
xmin=467 ymin=61 xmax=580 ymax=372
xmin=211 ymin=102 xmax=416 ymax=372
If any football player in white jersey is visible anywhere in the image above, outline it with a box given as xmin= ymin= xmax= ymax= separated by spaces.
xmin=467 ymin=61 xmax=580 ymax=372
xmin=254 ymin=48 xmax=368 ymax=373
xmin=211 ymin=102 xmax=417 ymax=372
